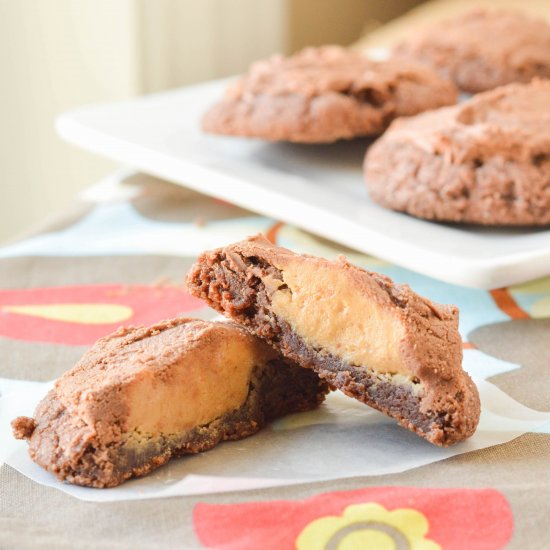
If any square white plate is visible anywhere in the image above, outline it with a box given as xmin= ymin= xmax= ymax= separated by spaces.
xmin=56 ymin=79 xmax=550 ymax=289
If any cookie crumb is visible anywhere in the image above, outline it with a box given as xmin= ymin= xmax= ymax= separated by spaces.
xmin=12 ymin=416 xmax=36 ymax=440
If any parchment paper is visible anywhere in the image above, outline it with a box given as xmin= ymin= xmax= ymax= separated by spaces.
xmin=2 ymin=350 xmax=549 ymax=502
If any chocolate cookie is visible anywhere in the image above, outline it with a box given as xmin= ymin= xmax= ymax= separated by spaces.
xmin=364 ymin=79 xmax=550 ymax=226
xmin=203 ymin=45 xmax=458 ymax=143
xmin=187 ymin=236 xmax=480 ymax=446
xmin=12 ymin=318 xmax=328 ymax=487
xmin=394 ymin=9 xmax=550 ymax=93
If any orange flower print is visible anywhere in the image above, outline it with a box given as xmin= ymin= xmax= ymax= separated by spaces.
xmin=296 ymin=502 xmax=440 ymax=550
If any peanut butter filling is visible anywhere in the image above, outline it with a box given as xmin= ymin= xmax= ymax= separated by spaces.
xmin=56 ymin=323 xmax=264 ymax=442
xmin=267 ymin=259 xmax=409 ymax=376
xmin=124 ymin=336 xmax=258 ymax=436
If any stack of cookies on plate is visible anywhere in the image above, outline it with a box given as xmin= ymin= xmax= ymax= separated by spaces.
xmin=204 ymin=8 xmax=550 ymax=227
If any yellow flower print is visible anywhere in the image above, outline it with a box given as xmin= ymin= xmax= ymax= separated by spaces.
xmin=296 ymin=502 xmax=441 ymax=550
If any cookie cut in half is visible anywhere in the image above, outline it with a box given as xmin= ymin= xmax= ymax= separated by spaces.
xmin=12 ymin=318 xmax=328 ymax=488
xmin=394 ymin=9 xmax=550 ymax=93
xmin=187 ymin=236 xmax=480 ymax=446
xmin=203 ymin=45 xmax=457 ymax=143
xmin=364 ymin=79 xmax=550 ymax=226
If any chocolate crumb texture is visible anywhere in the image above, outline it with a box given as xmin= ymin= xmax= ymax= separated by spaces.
xmin=12 ymin=416 xmax=37 ymax=440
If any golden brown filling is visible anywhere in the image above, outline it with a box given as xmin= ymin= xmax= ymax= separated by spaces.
xmin=267 ymin=259 xmax=408 ymax=375
xmin=57 ymin=334 xmax=258 ymax=448
xmin=121 ymin=337 xmax=258 ymax=437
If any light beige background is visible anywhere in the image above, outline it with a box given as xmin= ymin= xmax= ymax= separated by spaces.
xmin=0 ymin=0 xmax=422 ymax=243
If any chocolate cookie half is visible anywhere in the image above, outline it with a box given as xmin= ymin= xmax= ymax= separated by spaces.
xmin=187 ymin=236 xmax=480 ymax=446
xmin=394 ymin=9 xmax=550 ymax=93
xmin=364 ymin=79 xmax=550 ymax=225
xmin=203 ymin=45 xmax=457 ymax=143
xmin=12 ymin=318 xmax=328 ymax=488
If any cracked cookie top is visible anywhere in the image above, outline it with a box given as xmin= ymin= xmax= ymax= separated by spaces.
xmin=394 ymin=9 xmax=550 ymax=93
xmin=202 ymin=45 xmax=457 ymax=142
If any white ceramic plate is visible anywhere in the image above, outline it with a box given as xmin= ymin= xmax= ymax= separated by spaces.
xmin=56 ymin=79 xmax=550 ymax=289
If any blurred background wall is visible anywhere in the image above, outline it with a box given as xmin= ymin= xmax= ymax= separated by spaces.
xmin=0 ymin=0 xmax=424 ymax=243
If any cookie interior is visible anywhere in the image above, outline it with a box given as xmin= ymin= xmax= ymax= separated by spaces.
xmin=187 ymin=237 xmax=480 ymax=446
xmin=13 ymin=319 xmax=327 ymax=487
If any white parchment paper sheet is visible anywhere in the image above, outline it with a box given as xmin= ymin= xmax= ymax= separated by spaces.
xmin=2 ymin=350 xmax=550 ymax=503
